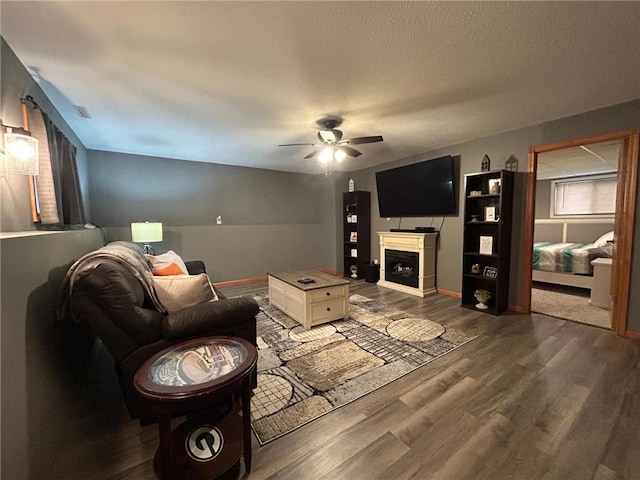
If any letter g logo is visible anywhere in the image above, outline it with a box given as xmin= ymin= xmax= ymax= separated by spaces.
xmin=186 ymin=425 xmax=224 ymax=462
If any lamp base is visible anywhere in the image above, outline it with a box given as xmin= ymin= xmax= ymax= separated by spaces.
xmin=142 ymin=243 xmax=156 ymax=255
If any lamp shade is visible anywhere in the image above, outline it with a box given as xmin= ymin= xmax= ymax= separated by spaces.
xmin=5 ymin=131 xmax=39 ymax=175
xmin=131 ymin=222 xmax=163 ymax=243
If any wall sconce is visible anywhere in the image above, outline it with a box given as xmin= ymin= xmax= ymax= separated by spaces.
xmin=2 ymin=126 xmax=39 ymax=175
xmin=131 ymin=221 xmax=163 ymax=254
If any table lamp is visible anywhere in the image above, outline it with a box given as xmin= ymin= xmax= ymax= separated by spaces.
xmin=131 ymin=221 xmax=163 ymax=254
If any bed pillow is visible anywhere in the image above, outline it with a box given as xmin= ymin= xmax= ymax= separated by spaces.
xmin=152 ymin=274 xmax=219 ymax=313
xmin=147 ymin=250 xmax=189 ymax=276
xmin=594 ymin=231 xmax=614 ymax=247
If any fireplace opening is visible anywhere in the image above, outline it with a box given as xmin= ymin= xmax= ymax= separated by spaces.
xmin=385 ymin=249 xmax=419 ymax=288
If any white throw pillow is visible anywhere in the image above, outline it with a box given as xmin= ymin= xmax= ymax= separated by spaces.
xmin=594 ymin=231 xmax=614 ymax=247
xmin=152 ymin=274 xmax=218 ymax=313
xmin=147 ymin=250 xmax=189 ymax=276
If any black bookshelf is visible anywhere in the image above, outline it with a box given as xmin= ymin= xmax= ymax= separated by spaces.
xmin=343 ymin=191 xmax=371 ymax=279
xmin=461 ymin=170 xmax=514 ymax=314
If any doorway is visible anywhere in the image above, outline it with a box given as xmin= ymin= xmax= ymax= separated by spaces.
xmin=530 ymin=139 xmax=621 ymax=328
xmin=521 ymin=129 xmax=639 ymax=337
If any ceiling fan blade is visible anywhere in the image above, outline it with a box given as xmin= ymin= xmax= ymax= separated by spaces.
xmin=279 ymin=143 xmax=317 ymax=147
xmin=345 ymin=135 xmax=384 ymax=145
xmin=337 ymin=145 xmax=362 ymax=157
xmin=304 ymin=150 xmax=321 ymax=159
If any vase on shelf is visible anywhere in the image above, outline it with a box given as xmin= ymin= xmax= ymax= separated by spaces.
xmin=474 ymin=289 xmax=491 ymax=309
xmin=350 ymin=265 xmax=358 ymax=279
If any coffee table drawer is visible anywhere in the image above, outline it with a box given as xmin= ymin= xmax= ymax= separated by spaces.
xmin=309 ymin=285 xmax=346 ymax=302
xmin=310 ymin=297 xmax=346 ymax=323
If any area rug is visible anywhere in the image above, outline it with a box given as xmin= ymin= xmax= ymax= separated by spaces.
xmin=250 ymin=293 xmax=477 ymax=445
xmin=531 ymin=287 xmax=610 ymax=329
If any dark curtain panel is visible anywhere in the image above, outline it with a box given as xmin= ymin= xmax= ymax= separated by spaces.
xmin=41 ymin=112 xmax=86 ymax=225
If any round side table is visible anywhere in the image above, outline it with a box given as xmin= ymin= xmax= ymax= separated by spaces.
xmin=134 ymin=336 xmax=257 ymax=480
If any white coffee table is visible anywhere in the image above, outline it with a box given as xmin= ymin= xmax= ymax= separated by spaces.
xmin=268 ymin=270 xmax=350 ymax=330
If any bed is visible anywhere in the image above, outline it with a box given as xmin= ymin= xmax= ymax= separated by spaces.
xmin=532 ymin=228 xmax=613 ymax=290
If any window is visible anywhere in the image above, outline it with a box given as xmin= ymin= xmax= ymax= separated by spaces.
xmin=551 ymin=174 xmax=616 ymax=217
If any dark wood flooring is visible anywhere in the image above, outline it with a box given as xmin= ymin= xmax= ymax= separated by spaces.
xmin=52 ymin=280 xmax=640 ymax=480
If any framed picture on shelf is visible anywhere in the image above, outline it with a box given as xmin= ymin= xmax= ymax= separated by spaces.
xmin=351 ymin=248 xmax=358 ymax=258
xmin=485 ymin=205 xmax=497 ymax=222
xmin=349 ymin=231 xmax=358 ymax=242
xmin=483 ymin=266 xmax=498 ymax=278
xmin=479 ymin=235 xmax=493 ymax=255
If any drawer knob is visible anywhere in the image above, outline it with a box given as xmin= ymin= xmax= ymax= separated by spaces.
xmin=326 ymin=307 xmax=331 ymax=312
xmin=326 ymin=292 xmax=331 ymax=296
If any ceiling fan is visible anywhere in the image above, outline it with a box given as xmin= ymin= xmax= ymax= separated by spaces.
xmin=278 ymin=117 xmax=383 ymax=168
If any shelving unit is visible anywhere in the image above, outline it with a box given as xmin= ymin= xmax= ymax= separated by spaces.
xmin=461 ymin=170 xmax=514 ymax=314
xmin=343 ymin=191 xmax=371 ymax=279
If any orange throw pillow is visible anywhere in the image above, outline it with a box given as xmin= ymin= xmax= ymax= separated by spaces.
xmin=146 ymin=250 xmax=189 ymax=276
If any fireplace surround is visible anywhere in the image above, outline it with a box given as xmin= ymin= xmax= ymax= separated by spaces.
xmin=377 ymin=232 xmax=437 ymax=297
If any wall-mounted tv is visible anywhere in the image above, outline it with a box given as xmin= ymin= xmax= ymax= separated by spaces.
xmin=375 ymin=155 xmax=456 ymax=217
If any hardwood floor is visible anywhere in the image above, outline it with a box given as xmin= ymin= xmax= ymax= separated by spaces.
xmin=52 ymin=280 xmax=640 ymax=480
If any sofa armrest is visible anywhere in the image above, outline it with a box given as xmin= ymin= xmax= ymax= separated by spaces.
xmin=161 ymin=296 xmax=259 ymax=341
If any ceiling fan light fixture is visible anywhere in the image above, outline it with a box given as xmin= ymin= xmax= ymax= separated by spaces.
xmin=318 ymin=146 xmax=333 ymax=164
xmin=334 ymin=149 xmax=347 ymax=162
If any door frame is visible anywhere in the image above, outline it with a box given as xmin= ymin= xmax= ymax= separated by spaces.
xmin=521 ymin=128 xmax=639 ymax=337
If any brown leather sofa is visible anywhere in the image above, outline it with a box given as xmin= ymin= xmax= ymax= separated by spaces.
xmin=65 ymin=242 xmax=259 ymax=422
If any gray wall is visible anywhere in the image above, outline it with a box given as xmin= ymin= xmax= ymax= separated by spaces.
xmin=0 ymin=229 xmax=103 ymax=480
xmin=87 ymin=151 xmax=339 ymax=280
xmin=0 ymin=38 xmax=90 ymax=232
xmin=535 ymin=179 xmax=552 ymax=219
xmin=352 ymin=100 xmax=639 ymax=328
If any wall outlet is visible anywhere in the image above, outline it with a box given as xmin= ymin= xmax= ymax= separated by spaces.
xmin=216 ymin=216 xmax=222 ymax=225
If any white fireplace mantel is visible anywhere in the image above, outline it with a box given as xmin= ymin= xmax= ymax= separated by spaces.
xmin=377 ymin=231 xmax=437 ymax=297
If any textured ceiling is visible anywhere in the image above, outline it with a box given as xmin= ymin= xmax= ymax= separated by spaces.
xmin=2 ymin=1 xmax=639 ymax=174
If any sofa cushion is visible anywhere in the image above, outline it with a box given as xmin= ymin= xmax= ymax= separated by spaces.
xmin=147 ymin=250 xmax=189 ymax=276
xmin=152 ymin=273 xmax=218 ymax=313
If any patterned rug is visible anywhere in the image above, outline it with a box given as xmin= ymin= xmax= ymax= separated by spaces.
xmin=250 ymin=293 xmax=477 ymax=445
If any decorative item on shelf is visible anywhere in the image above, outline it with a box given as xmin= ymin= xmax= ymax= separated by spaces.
xmin=470 ymin=190 xmax=482 ymax=196
xmin=351 ymin=248 xmax=358 ymax=258
xmin=348 ymin=178 xmax=355 ymax=192
xmin=350 ymin=265 xmax=358 ymax=278
xmin=479 ymin=235 xmax=493 ymax=255
xmin=481 ymin=154 xmax=491 ymax=172
xmin=351 ymin=214 xmax=357 ymax=223
xmin=470 ymin=214 xmax=480 ymax=222
xmin=474 ymin=289 xmax=491 ymax=309
xmin=131 ymin=221 xmax=163 ymax=254
xmin=488 ymin=178 xmax=501 ymax=194
xmin=483 ymin=266 xmax=498 ymax=278
xmin=471 ymin=263 xmax=480 ymax=274
xmin=484 ymin=206 xmax=497 ymax=222
xmin=505 ymin=155 xmax=518 ymax=172
xmin=349 ymin=231 xmax=358 ymax=242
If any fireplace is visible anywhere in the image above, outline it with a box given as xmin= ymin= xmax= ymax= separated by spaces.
xmin=385 ymin=250 xmax=419 ymax=288
xmin=377 ymin=232 xmax=437 ymax=297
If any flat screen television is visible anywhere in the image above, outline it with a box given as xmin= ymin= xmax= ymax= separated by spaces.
xmin=375 ymin=155 xmax=456 ymax=217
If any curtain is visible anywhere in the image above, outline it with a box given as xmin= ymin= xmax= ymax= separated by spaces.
xmin=38 ymin=111 xmax=86 ymax=225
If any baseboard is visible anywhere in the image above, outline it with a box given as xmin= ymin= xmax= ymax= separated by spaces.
xmin=213 ymin=268 xmax=343 ymax=288
xmin=316 ymin=268 xmax=343 ymax=277
xmin=624 ymin=330 xmax=640 ymax=340
xmin=213 ymin=275 xmax=268 ymax=288
xmin=437 ymin=288 xmax=461 ymax=298
xmin=509 ymin=304 xmax=527 ymax=314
